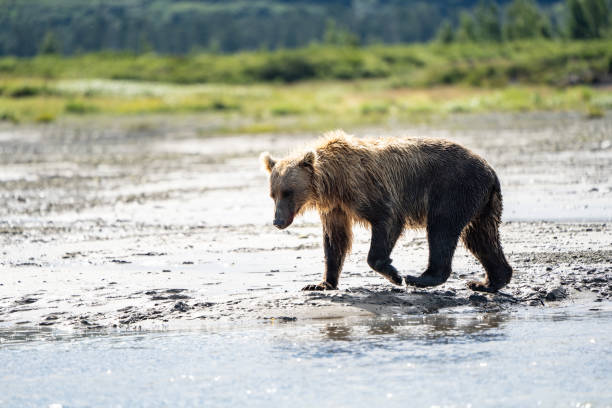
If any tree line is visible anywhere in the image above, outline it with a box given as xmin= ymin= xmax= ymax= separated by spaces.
xmin=435 ymin=0 xmax=610 ymax=43
xmin=0 ymin=0 xmax=609 ymax=57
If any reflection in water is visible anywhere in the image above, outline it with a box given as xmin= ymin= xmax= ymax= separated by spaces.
xmin=367 ymin=321 xmax=396 ymax=336
xmin=422 ymin=313 xmax=506 ymax=336
xmin=0 ymin=326 xmax=153 ymax=346
xmin=321 ymin=325 xmax=353 ymax=341
xmin=0 ymin=326 xmax=55 ymax=344
xmin=0 ymin=313 xmax=509 ymax=346
xmin=319 ymin=313 xmax=507 ymax=342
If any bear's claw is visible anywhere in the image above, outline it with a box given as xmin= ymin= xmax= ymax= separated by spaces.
xmin=404 ymin=274 xmax=446 ymax=288
xmin=467 ymin=280 xmax=501 ymax=293
xmin=379 ymin=271 xmax=403 ymax=286
xmin=301 ymin=282 xmax=337 ymax=291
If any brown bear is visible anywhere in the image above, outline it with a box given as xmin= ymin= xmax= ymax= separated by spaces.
xmin=261 ymin=130 xmax=512 ymax=293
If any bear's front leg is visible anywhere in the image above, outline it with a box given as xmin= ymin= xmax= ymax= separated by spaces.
xmin=366 ymin=221 xmax=404 ymax=286
xmin=301 ymin=208 xmax=352 ymax=291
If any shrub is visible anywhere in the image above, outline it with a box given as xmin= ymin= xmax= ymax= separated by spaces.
xmin=361 ymin=102 xmax=390 ymax=115
xmin=65 ymin=100 xmax=98 ymax=114
xmin=270 ymin=104 xmax=303 ymax=116
xmin=35 ymin=112 xmax=55 ymax=123
xmin=9 ymin=85 xmax=43 ymax=98
xmin=586 ymin=105 xmax=604 ymax=119
xmin=0 ymin=111 xmax=19 ymax=123
xmin=210 ymin=99 xmax=240 ymax=111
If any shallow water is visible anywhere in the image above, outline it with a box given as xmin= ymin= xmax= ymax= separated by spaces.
xmin=1 ymin=304 xmax=611 ymax=408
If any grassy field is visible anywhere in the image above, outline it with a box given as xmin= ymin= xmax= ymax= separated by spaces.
xmin=0 ymin=40 xmax=610 ymax=129
xmin=0 ymin=77 xmax=610 ymax=129
xmin=2 ymin=40 xmax=610 ymax=85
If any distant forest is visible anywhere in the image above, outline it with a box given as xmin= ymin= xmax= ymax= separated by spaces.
xmin=0 ymin=0 xmax=610 ymax=56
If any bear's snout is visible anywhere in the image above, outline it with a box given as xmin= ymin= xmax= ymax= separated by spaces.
xmin=273 ymin=218 xmax=287 ymax=229
xmin=273 ymin=203 xmax=295 ymax=229
xmin=273 ymin=216 xmax=293 ymax=229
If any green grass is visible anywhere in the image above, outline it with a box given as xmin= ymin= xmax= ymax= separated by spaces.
xmin=0 ymin=40 xmax=610 ymax=86
xmin=0 ymin=77 xmax=608 ymax=128
xmin=0 ymin=40 xmax=610 ymax=128
xmin=65 ymin=100 xmax=99 ymax=114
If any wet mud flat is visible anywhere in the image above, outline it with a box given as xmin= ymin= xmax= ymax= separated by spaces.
xmin=0 ymin=112 xmax=611 ymax=331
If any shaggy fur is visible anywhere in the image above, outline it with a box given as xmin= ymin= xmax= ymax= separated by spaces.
xmin=261 ymin=130 xmax=513 ymax=292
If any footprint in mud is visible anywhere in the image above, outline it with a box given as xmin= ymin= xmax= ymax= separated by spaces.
xmin=110 ymin=259 xmax=131 ymax=264
xmin=62 ymin=251 xmax=84 ymax=259
xmin=39 ymin=315 xmax=60 ymax=326
xmin=143 ymin=289 xmax=191 ymax=301
xmin=15 ymin=297 xmax=38 ymax=305
xmin=151 ymin=294 xmax=191 ymax=300
xmin=261 ymin=316 xmax=297 ymax=322
xmin=173 ymin=302 xmax=191 ymax=312
xmin=119 ymin=310 xmax=161 ymax=325
xmin=193 ymin=302 xmax=215 ymax=308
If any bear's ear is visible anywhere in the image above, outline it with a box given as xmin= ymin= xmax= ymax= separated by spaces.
xmin=299 ymin=151 xmax=316 ymax=170
xmin=260 ymin=152 xmax=276 ymax=173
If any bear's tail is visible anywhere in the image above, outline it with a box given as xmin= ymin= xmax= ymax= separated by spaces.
xmin=486 ymin=173 xmax=503 ymax=225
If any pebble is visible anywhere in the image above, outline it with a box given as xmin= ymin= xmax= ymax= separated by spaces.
xmin=545 ymin=287 xmax=568 ymax=301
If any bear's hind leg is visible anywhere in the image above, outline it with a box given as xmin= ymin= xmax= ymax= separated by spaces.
xmin=366 ymin=221 xmax=404 ymax=286
xmin=462 ymin=214 xmax=512 ymax=293
xmin=405 ymin=218 xmax=460 ymax=288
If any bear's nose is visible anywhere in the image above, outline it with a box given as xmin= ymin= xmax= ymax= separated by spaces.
xmin=273 ymin=219 xmax=285 ymax=229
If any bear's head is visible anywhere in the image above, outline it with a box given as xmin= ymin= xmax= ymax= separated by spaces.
xmin=260 ymin=150 xmax=316 ymax=229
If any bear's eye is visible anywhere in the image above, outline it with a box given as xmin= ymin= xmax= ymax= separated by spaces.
xmin=281 ymin=190 xmax=293 ymax=198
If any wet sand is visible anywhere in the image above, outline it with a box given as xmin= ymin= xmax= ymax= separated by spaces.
xmin=1 ymin=112 xmax=611 ymax=331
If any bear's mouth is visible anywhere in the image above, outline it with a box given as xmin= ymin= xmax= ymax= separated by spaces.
xmin=273 ymin=212 xmax=294 ymax=229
